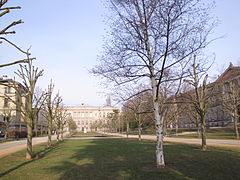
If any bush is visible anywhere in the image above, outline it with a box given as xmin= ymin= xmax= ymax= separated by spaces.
xmin=6 ymin=130 xmax=27 ymax=139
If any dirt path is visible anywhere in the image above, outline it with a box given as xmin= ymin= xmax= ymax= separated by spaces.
xmin=103 ymin=132 xmax=240 ymax=148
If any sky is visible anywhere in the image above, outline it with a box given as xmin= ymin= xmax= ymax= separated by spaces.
xmin=1 ymin=0 xmax=240 ymax=106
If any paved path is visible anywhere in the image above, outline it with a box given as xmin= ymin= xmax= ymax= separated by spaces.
xmin=103 ymin=132 xmax=240 ymax=148
xmin=0 ymin=135 xmax=57 ymax=158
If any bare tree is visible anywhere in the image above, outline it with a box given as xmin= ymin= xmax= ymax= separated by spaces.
xmin=0 ymin=0 xmax=34 ymax=67
xmin=122 ymin=91 xmax=153 ymax=140
xmin=183 ymin=56 xmax=209 ymax=150
xmin=1 ymin=107 xmax=12 ymax=139
xmin=54 ymin=96 xmax=69 ymax=141
xmin=92 ymin=0 xmax=216 ymax=167
xmin=68 ymin=118 xmax=77 ymax=136
xmin=222 ymin=81 xmax=240 ymax=139
xmin=42 ymin=81 xmax=58 ymax=147
xmin=4 ymin=56 xmax=46 ymax=159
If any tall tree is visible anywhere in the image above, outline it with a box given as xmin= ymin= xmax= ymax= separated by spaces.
xmin=54 ymin=95 xmax=69 ymax=141
xmin=222 ymin=81 xmax=240 ymax=139
xmin=42 ymin=81 xmax=57 ymax=147
xmin=183 ymin=55 xmax=209 ymax=150
xmin=92 ymin=0 xmax=216 ymax=167
xmin=6 ymin=56 xmax=46 ymax=159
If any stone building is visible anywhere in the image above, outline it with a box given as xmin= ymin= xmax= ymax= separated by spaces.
xmin=177 ymin=63 xmax=240 ymax=128
xmin=0 ymin=75 xmax=48 ymax=133
xmin=66 ymin=104 xmax=120 ymax=132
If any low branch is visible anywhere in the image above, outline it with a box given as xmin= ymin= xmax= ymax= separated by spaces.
xmin=0 ymin=37 xmax=29 ymax=55
xmin=0 ymin=58 xmax=36 ymax=68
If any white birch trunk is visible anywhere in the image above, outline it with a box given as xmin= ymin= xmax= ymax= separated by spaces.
xmin=151 ymin=76 xmax=165 ymax=167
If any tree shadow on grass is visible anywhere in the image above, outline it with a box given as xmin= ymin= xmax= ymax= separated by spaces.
xmin=0 ymin=141 xmax=62 ymax=178
xmin=49 ymin=139 xmax=194 ymax=180
xmin=49 ymin=139 xmax=240 ymax=180
xmin=164 ymin=143 xmax=240 ymax=180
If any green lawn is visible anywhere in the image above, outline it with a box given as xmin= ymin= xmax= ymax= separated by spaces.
xmin=71 ymin=132 xmax=105 ymax=137
xmin=174 ymin=131 xmax=237 ymax=139
xmin=125 ymin=128 xmax=238 ymax=139
xmin=0 ymin=139 xmax=240 ymax=179
xmin=175 ymin=128 xmax=238 ymax=139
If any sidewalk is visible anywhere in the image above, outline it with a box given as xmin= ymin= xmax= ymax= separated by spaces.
xmin=0 ymin=135 xmax=57 ymax=158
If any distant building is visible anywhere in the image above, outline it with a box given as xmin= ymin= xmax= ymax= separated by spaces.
xmin=66 ymin=103 xmax=120 ymax=132
xmin=177 ymin=63 xmax=240 ymax=128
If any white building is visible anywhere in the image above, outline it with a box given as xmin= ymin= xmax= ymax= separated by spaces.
xmin=66 ymin=103 xmax=120 ymax=132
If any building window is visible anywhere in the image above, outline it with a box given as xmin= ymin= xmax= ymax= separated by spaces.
xmin=4 ymin=98 xmax=9 ymax=108
xmin=5 ymin=87 xmax=11 ymax=94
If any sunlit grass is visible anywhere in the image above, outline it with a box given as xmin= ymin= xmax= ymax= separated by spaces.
xmin=0 ymin=139 xmax=240 ymax=179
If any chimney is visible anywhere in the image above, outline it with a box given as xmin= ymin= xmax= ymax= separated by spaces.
xmin=2 ymin=75 xmax=8 ymax=80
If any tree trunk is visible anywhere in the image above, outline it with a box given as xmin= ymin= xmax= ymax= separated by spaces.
xmin=40 ymin=123 xmax=43 ymax=136
xmin=234 ymin=116 xmax=239 ymax=139
xmin=200 ymin=115 xmax=207 ymax=150
xmin=60 ymin=126 xmax=64 ymax=141
xmin=196 ymin=119 xmax=200 ymax=137
xmin=56 ymin=130 xmax=60 ymax=142
xmin=156 ymin=112 xmax=165 ymax=168
xmin=4 ymin=131 xmax=7 ymax=140
xmin=151 ymin=75 xmax=165 ymax=167
xmin=175 ymin=116 xmax=178 ymax=135
xmin=138 ymin=124 xmax=142 ymax=141
xmin=26 ymin=122 xmax=33 ymax=160
xmin=126 ymin=122 xmax=129 ymax=138
xmin=47 ymin=119 xmax=52 ymax=147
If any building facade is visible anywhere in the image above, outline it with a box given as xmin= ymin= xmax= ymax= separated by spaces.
xmin=66 ymin=104 xmax=120 ymax=132
xmin=0 ymin=75 xmax=48 ymax=134
xmin=177 ymin=63 xmax=240 ymax=128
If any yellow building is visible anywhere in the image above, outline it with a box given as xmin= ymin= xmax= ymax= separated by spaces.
xmin=0 ymin=75 xmax=48 ymax=134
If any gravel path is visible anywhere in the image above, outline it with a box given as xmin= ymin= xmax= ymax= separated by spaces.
xmin=103 ymin=132 xmax=240 ymax=148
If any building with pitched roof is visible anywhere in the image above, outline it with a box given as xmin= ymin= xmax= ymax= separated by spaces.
xmin=178 ymin=63 xmax=240 ymax=128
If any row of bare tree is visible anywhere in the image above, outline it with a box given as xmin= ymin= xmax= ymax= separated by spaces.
xmin=0 ymin=1 xmax=73 ymax=160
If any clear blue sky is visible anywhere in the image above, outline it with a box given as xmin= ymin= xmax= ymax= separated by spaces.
xmin=1 ymin=0 xmax=240 ymax=106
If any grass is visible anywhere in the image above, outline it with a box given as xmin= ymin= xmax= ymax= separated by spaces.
xmin=124 ymin=127 xmax=239 ymax=139
xmin=71 ymin=132 xmax=105 ymax=137
xmin=0 ymin=138 xmax=240 ymax=179
xmin=175 ymin=128 xmax=238 ymax=139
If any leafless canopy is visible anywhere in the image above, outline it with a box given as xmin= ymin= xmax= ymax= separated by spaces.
xmin=93 ymin=0 xmax=216 ymax=98
xmin=93 ymin=0 xmax=216 ymax=167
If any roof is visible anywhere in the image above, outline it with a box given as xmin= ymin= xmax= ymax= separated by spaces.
xmin=214 ymin=63 xmax=240 ymax=84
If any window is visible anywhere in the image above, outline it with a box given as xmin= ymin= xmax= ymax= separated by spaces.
xmin=4 ymin=87 xmax=11 ymax=94
xmin=4 ymin=98 xmax=9 ymax=108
